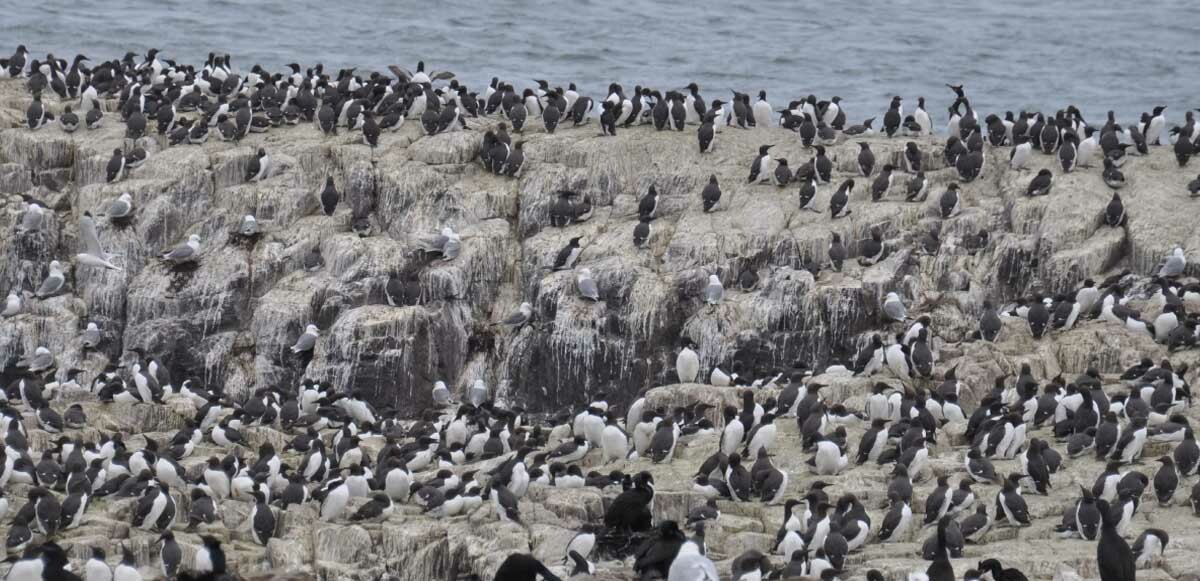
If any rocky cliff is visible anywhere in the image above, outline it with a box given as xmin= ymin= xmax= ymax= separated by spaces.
xmin=4 ymin=74 xmax=1200 ymax=581
xmin=3 ymin=78 xmax=1197 ymax=414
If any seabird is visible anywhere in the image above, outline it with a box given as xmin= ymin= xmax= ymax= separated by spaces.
xmin=828 ymin=233 xmax=847 ymax=272
xmin=494 ymin=302 xmax=533 ymax=327
xmin=5 ymin=515 xmax=31 ymax=555
xmin=2 ymin=292 xmax=21 ymax=317
xmin=1153 ymin=456 xmax=1178 ymax=505
xmin=845 ymin=117 xmax=875 ymax=136
xmin=871 ymin=164 xmax=895 ymax=200
xmin=1026 ymin=168 xmax=1053 ymax=196
xmin=939 ymin=183 xmax=961 ymax=218
xmin=925 ymin=516 xmax=957 ymax=580
xmin=493 ymin=553 xmax=561 ymax=581
xmin=1159 ymin=247 xmax=1186 ymax=278
xmin=1132 ymin=528 xmax=1170 ymax=569
xmin=879 ymin=491 xmax=913 ymax=543
xmin=161 ymin=234 xmax=201 ymax=264
xmin=249 ymin=489 xmax=277 ymax=543
xmin=798 ymin=176 xmax=819 ymax=211
xmin=26 ymin=93 xmax=52 ymax=129
xmin=320 ymin=176 xmax=340 ymax=215
xmin=30 ymin=486 xmax=62 ymax=536
xmin=105 ymin=148 xmax=125 ymax=182
xmin=676 ymin=341 xmax=700 ymax=383
xmin=703 ymin=274 xmax=724 ymax=305
xmin=246 ymin=148 xmax=270 ymax=182
xmin=85 ymin=547 xmax=112 ymax=581
xmin=193 ymin=535 xmax=227 ymax=578
xmin=239 ymin=214 xmax=259 ymax=236
xmin=20 ymin=346 xmax=56 ymax=373
xmin=858 ymin=226 xmax=885 ymax=266
xmin=830 ymin=179 xmax=854 ymax=218
xmin=883 ymin=292 xmax=908 ymax=322
xmin=1097 ymin=498 xmax=1136 ymax=580
xmin=468 ymin=379 xmax=488 ymax=407
xmin=883 ymin=97 xmax=903 ymax=136
xmin=317 ymin=478 xmax=350 ymax=521
xmin=856 ymin=142 xmax=875 ymax=176
xmin=748 ymin=145 xmax=773 ymax=183
xmin=290 ymin=323 xmax=319 ymax=353
xmin=113 ymin=545 xmax=140 ymax=581
xmin=552 ymin=237 xmax=583 ymax=270
xmin=36 ymin=260 xmax=67 ymax=297
xmin=158 ymin=530 xmax=182 ymax=578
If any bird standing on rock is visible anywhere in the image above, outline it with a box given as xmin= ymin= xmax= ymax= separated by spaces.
xmin=749 ymin=145 xmax=773 ymax=183
xmin=677 ymin=341 xmax=699 ymax=383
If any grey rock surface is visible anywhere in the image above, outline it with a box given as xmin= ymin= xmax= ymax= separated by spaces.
xmin=4 ymin=76 xmax=1200 ymax=581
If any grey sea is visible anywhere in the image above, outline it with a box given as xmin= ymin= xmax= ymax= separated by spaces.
xmin=4 ymin=0 xmax=1199 ymax=125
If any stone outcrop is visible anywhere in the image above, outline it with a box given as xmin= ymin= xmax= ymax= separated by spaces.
xmin=3 ymin=79 xmax=1196 ymax=414
xmin=4 ymin=76 xmax=1200 ymax=580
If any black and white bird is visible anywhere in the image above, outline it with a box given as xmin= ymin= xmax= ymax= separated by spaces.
xmin=828 ymin=233 xmax=848 ymax=272
xmin=192 ymin=535 xmax=228 ymax=578
xmin=638 ymin=186 xmax=659 ymax=219
xmin=701 ymin=174 xmax=721 ymax=212
xmin=106 ymin=148 xmax=126 ymax=182
xmin=939 ymin=183 xmax=961 ymax=218
xmin=320 ymin=176 xmax=339 ymax=216
xmin=110 ymin=544 xmax=141 ymax=581
xmin=773 ymin=158 xmax=792 ymax=186
xmin=26 ymin=94 xmax=53 ymax=129
xmin=552 ymin=237 xmax=583 ymax=271
xmin=1006 ymin=133 xmax=1032 ymax=169
xmin=249 ymin=489 xmax=277 ymax=544
xmin=246 ymin=148 xmax=270 ymax=182
xmin=158 ymin=531 xmax=182 ymax=578
xmin=1132 ymin=528 xmax=1170 ymax=570
xmin=493 ymin=553 xmax=561 ymax=581
xmin=1027 ymin=162 xmax=1054 ymax=195
xmin=859 ymin=227 xmax=885 ymax=266
xmin=698 ymin=112 xmax=716 ymax=153
xmin=317 ymin=478 xmax=350 ymax=521
xmin=1105 ymin=192 xmax=1126 ymax=226
xmin=830 ymin=179 xmax=854 ymax=219
xmin=856 ymin=142 xmax=875 ymax=176
xmin=883 ymin=96 xmax=903 ymax=137
xmin=871 ymin=164 xmax=895 ymax=201
xmin=748 ymin=145 xmax=773 ymax=184
xmin=85 ymin=546 xmax=112 ymax=581
xmin=59 ymin=105 xmax=78 ymax=132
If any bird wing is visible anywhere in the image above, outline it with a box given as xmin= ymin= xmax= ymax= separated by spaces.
xmin=501 ymin=310 xmax=528 ymax=325
xmin=885 ymin=301 xmax=907 ymax=320
xmin=579 ymin=277 xmax=599 ymax=299
xmin=109 ymin=197 xmax=131 ymax=218
xmin=20 ymin=207 xmax=43 ymax=232
xmin=79 ymin=214 xmax=109 ymax=259
xmin=418 ymin=234 xmax=448 ymax=252
xmin=164 ymin=243 xmax=194 ymax=261
xmin=1162 ymin=257 xmax=1185 ymax=276
xmin=291 ymin=333 xmax=316 ymax=352
xmin=387 ymin=66 xmax=413 ymax=83
xmin=31 ymin=351 xmax=54 ymax=370
xmin=36 ymin=271 xmax=63 ymax=295
xmin=706 ymin=283 xmax=723 ymax=303
xmin=443 ymin=237 xmax=461 ymax=259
